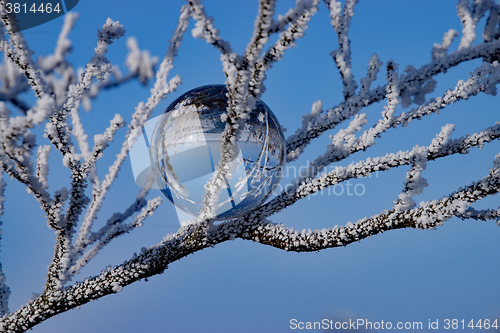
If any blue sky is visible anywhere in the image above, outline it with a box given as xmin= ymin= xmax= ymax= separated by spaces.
xmin=2 ymin=0 xmax=500 ymax=332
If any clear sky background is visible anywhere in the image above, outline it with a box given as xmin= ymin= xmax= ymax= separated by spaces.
xmin=2 ymin=0 xmax=500 ymax=332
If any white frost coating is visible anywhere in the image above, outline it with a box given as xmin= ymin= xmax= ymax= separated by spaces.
xmin=189 ymin=0 xmax=233 ymax=54
xmin=457 ymin=0 xmax=495 ymax=50
xmin=359 ymin=53 xmax=383 ymax=98
xmin=263 ymin=122 xmax=500 ymax=222
xmin=432 ymin=29 xmax=459 ymax=60
xmin=83 ymin=39 xmax=158 ymax=112
xmin=37 ymin=13 xmax=79 ymax=72
xmin=92 ymin=114 xmax=125 ymax=154
xmin=188 ymin=0 xmax=320 ymax=220
xmin=64 ymin=5 xmax=189 ymax=284
xmin=396 ymin=62 xmax=500 ymax=127
xmin=66 ymin=196 xmax=162 ymax=282
xmin=43 ymin=20 xmax=129 ymax=290
xmin=286 ymin=38 xmax=500 ymax=161
xmin=330 ymin=112 xmax=367 ymax=149
xmin=362 ymin=61 xmax=400 ymax=145
xmin=457 ymin=0 xmax=477 ymax=50
xmin=36 ymin=145 xmax=51 ymax=189
xmin=36 ymin=12 xmax=79 ymax=101
xmin=0 ymin=99 xmax=54 ymax=217
xmin=299 ymin=100 xmax=323 ymax=138
xmin=249 ymin=0 xmax=320 ymax=100
xmin=44 ymin=18 xmax=126 ymax=164
xmin=33 ymin=12 xmax=81 ymax=107
xmin=456 ymin=207 xmax=500 ymax=225
xmin=0 ymin=4 xmax=50 ymax=98
xmin=125 ymin=37 xmax=159 ymax=85
xmin=111 ymin=282 xmax=122 ymax=293
xmin=0 ymin=1 xmax=500 ymax=331
xmin=87 ymin=18 xmax=126 ymax=83
xmin=394 ymin=147 xmax=429 ymax=213
xmin=30 ymin=94 xmax=55 ymax=125
xmin=71 ymin=175 xmax=156 ymax=268
xmin=244 ymin=0 xmax=277 ymax=67
xmin=79 ymin=5 xmax=189 ymax=231
xmin=0 ymin=3 xmax=187 ymax=330
xmin=290 ymin=111 xmax=366 ymax=189
xmin=428 ymin=124 xmax=455 ymax=153
xmin=326 ymin=0 xmax=359 ymax=98
xmin=290 ymin=61 xmax=401 ymax=182
xmin=70 ymin=101 xmax=90 ymax=158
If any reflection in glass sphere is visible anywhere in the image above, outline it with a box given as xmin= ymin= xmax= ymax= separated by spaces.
xmin=150 ymin=85 xmax=285 ymax=220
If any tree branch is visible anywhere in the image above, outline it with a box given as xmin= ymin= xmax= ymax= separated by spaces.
xmin=286 ymin=38 xmax=500 ymax=161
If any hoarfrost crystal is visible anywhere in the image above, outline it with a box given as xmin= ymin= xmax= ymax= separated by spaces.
xmin=150 ymin=85 xmax=285 ymax=220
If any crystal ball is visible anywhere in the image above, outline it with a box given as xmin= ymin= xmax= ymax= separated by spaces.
xmin=150 ymin=85 xmax=285 ymax=220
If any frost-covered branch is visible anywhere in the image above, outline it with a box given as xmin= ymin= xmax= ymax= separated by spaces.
xmin=236 ymin=165 xmax=499 ymax=251
xmin=35 ymin=145 xmax=51 ymax=190
xmin=455 ymin=207 xmax=500 ymax=224
xmin=244 ymin=0 xmax=277 ymax=69
xmin=76 ymin=4 xmax=188 ymax=241
xmin=0 ymin=98 xmax=54 ymax=217
xmin=432 ymin=29 xmax=460 ymax=60
xmin=359 ymin=53 xmax=383 ymax=98
xmin=78 ymin=38 xmax=160 ymax=112
xmin=289 ymin=58 xmax=500 ymax=188
xmin=37 ymin=12 xmax=79 ymax=107
xmin=286 ymin=0 xmax=499 ymax=159
xmin=457 ymin=0 xmax=496 ymax=49
xmin=68 ymin=172 xmax=156 ymax=279
xmin=2 ymin=145 xmax=499 ymax=331
xmin=249 ymin=0 xmax=320 ymax=99
xmin=37 ymin=13 xmax=78 ymax=75
xmin=189 ymin=0 xmax=320 ymax=220
xmin=286 ymin=38 xmax=500 ymax=161
xmin=484 ymin=3 xmax=500 ymax=44
xmin=188 ymin=0 xmax=233 ymax=55
xmin=0 ymin=2 xmax=50 ymax=98
xmin=0 ymin=49 xmax=30 ymax=114
xmin=64 ymin=195 xmax=162 ymax=283
xmin=392 ymin=148 xmax=429 ymax=213
xmin=43 ymin=18 xmax=128 ymax=292
xmin=291 ymin=61 xmax=399 ymax=187
xmin=261 ymin=121 xmax=500 ymax=220
xmin=45 ymin=18 xmax=125 ymax=162
xmin=124 ymin=37 xmax=158 ymax=85
xmin=56 ymin=4 xmax=189 ymax=284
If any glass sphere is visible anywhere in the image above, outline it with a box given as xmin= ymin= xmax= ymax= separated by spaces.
xmin=150 ymin=85 xmax=285 ymax=220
